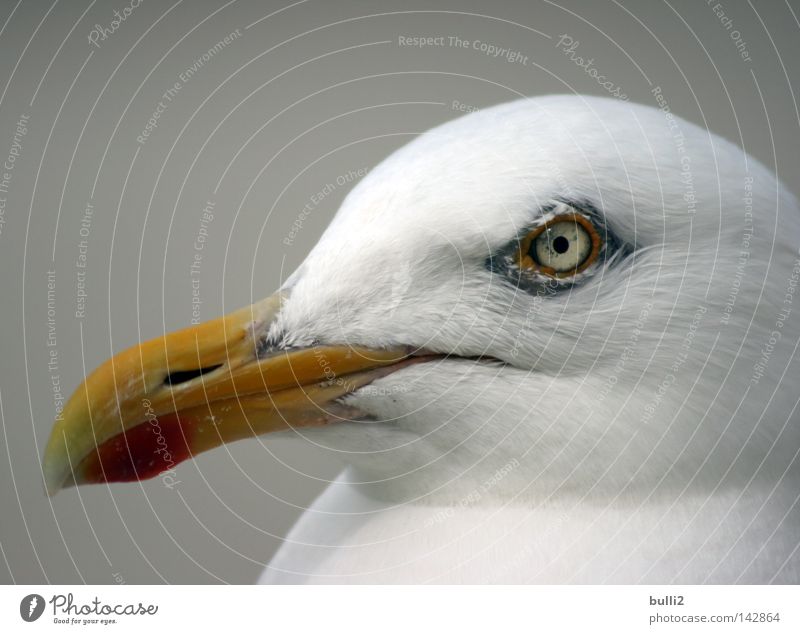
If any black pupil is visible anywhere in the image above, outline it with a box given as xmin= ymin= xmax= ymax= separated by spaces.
xmin=552 ymin=235 xmax=570 ymax=254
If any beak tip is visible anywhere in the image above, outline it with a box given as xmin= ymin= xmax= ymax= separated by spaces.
xmin=44 ymin=469 xmax=79 ymax=497
xmin=42 ymin=444 xmax=78 ymax=497
xmin=44 ymin=477 xmax=61 ymax=498
xmin=43 ymin=463 xmax=65 ymax=497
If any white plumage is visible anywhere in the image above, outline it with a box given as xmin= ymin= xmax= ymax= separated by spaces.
xmin=252 ymin=95 xmax=799 ymax=583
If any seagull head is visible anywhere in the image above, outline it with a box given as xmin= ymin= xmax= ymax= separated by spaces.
xmin=44 ymin=95 xmax=799 ymax=500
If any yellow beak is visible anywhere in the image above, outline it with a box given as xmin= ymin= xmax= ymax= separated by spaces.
xmin=42 ymin=293 xmax=416 ymax=495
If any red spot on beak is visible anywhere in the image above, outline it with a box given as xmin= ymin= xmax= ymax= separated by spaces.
xmin=80 ymin=413 xmax=195 ymax=484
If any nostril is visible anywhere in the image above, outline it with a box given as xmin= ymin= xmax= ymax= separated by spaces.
xmin=163 ymin=364 xmax=222 ymax=386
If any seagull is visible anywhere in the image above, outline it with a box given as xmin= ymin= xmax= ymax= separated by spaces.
xmin=44 ymin=95 xmax=800 ymax=583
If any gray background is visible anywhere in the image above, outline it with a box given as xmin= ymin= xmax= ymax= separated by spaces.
xmin=0 ymin=0 xmax=798 ymax=583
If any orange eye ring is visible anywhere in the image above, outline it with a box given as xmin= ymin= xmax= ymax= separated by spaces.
xmin=516 ymin=213 xmax=602 ymax=278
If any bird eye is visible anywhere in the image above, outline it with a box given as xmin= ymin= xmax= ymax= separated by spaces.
xmin=517 ymin=213 xmax=602 ymax=278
